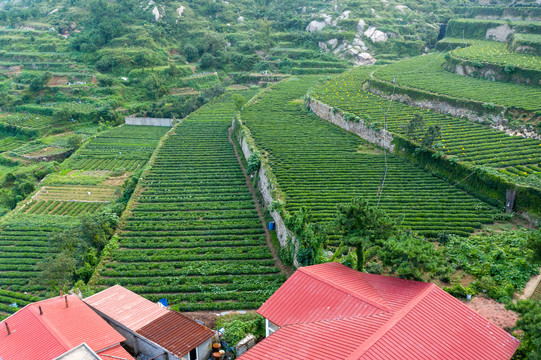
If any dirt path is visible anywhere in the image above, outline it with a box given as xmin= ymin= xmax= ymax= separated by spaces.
xmin=228 ymin=127 xmax=293 ymax=278
xmin=519 ymin=268 xmax=541 ymax=300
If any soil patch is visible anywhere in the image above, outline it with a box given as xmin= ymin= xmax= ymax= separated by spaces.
xmin=181 ymin=310 xmax=258 ymax=329
xmin=463 ymin=296 xmax=518 ymax=331
xmin=227 ymin=84 xmax=249 ymax=91
xmin=48 ymin=76 xmax=68 ymax=86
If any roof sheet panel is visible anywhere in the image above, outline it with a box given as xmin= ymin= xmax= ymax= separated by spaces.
xmin=84 ymin=285 xmax=168 ymax=330
xmin=136 ymin=311 xmax=214 ymax=357
xmin=243 ymin=263 xmax=520 ymax=360
xmin=258 ymin=268 xmax=386 ymax=326
xmin=0 ymin=295 xmax=127 ymax=360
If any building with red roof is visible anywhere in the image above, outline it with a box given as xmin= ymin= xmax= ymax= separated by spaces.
xmin=84 ymin=285 xmax=215 ymax=360
xmin=0 ymin=294 xmax=133 ymax=360
xmin=239 ymin=262 xmax=520 ymax=360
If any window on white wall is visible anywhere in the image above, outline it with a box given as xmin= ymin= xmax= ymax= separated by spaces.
xmin=265 ymin=319 xmax=279 ymax=337
xmin=188 ymin=348 xmax=197 ymax=360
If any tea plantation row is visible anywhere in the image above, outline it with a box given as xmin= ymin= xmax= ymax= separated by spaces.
xmin=312 ymin=68 xmax=541 ymax=188
xmin=242 ymin=77 xmax=497 ymax=238
xmin=0 ymin=125 xmax=168 ymax=291
xmin=99 ymin=93 xmax=285 ymax=311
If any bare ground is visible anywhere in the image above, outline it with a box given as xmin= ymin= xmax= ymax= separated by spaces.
xmin=463 ymin=296 xmax=518 ymax=331
xmin=181 ymin=310 xmax=258 ymax=329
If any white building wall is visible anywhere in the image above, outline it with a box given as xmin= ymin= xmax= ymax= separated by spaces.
xmin=265 ymin=319 xmax=280 ymax=338
xmin=92 ymin=310 xmax=211 ymax=360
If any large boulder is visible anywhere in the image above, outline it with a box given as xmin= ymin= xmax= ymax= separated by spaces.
xmin=322 ymin=13 xmax=333 ymax=25
xmin=356 ymin=52 xmax=376 ymax=65
xmin=327 ymin=38 xmax=339 ymax=49
xmin=333 ymin=10 xmax=350 ymax=25
xmin=364 ymin=27 xmax=388 ymax=42
xmin=177 ymin=6 xmax=185 ymax=17
xmin=152 ymin=6 xmax=161 ymax=21
xmin=357 ymin=19 xmax=367 ymax=33
xmin=353 ymin=36 xmax=367 ymax=50
xmin=486 ymin=24 xmax=514 ymax=42
xmin=306 ymin=20 xmax=326 ymax=32
xmin=395 ymin=5 xmax=410 ymax=13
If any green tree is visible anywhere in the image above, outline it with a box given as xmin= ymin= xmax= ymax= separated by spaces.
xmin=421 ymin=124 xmax=441 ymax=148
xmin=183 ymin=44 xmax=198 ymax=62
xmin=402 ymin=114 xmax=425 ymax=138
xmin=200 ymin=53 xmax=215 ymax=69
xmin=286 ymin=208 xmax=326 ymax=266
xmin=257 ymin=18 xmax=274 ymax=50
xmin=35 ymin=251 xmax=76 ymax=290
xmin=247 ymin=150 xmax=261 ymax=175
xmin=67 ymin=134 xmax=83 ymax=150
xmin=506 ymin=300 xmax=541 ymax=360
xmin=202 ymin=32 xmax=226 ymax=55
xmin=335 ymin=197 xmax=397 ymax=271
xmin=29 ymin=71 xmax=52 ymax=93
xmin=232 ymin=93 xmax=247 ymax=112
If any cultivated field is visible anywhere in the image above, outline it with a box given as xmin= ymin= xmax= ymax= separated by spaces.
xmin=99 ymin=94 xmax=285 ymax=311
xmin=243 ymin=77 xmax=498 ymax=238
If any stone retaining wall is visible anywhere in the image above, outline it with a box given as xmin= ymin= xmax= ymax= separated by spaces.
xmin=368 ymin=86 xmax=505 ymax=125
xmin=232 ymin=119 xmax=290 ymax=247
xmin=308 ymin=99 xmax=395 ymax=152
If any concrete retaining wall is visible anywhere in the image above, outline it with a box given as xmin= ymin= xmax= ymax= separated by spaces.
xmin=308 ymin=99 xmax=395 ymax=152
xmin=125 ymin=117 xmax=173 ymax=127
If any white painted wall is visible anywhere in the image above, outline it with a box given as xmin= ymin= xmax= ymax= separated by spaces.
xmin=125 ymin=117 xmax=173 ymax=127
xmin=265 ymin=319 xmax=280 ymax=338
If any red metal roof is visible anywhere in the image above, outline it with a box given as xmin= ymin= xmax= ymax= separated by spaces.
xmin=85 ymin=285 xmax=214 ymax=356
xmin=0 ymin=295 xmax=131 ymax=360
xmin=137 ymin=311 xmax=215 ymax=357
xmin=258 ymin=263 xmax=391 ymax=327
xmin=97 ymin=344 xmax=134 ymax=360
xmin=240 ymin=263 xmax=520 ymax=360
xmin=84 ymin=285 xmax=168 ymax=330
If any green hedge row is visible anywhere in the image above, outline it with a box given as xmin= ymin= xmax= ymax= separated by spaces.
xmin=368 ymin=75 xmax=505 ymax=115
xmin=393 ymin=135 xmax=541 ymax=215
xmin=446 ymin=18 xmax=541 ymax=41
xmin=453 ymin=6 xmax=541 ymax=20
xmin=510 ymin=33 xmax=541 ymax=56
xmin=443 ymin=54 xmax=541 ymax=86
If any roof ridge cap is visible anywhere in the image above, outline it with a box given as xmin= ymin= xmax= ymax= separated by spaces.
xmin=299 ymin=266 xmax=391 ymax=313
xmin=28 ymin=299 xmax=73 ymax=351
xmin=346 ymin=283 xmax=436 ymax=360
xmin=83 ymin=284 xmax=121 ymax=301
xmin=280 ymin=309 xmax=393 ymax=329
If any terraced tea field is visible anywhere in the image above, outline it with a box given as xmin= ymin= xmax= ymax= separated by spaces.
xmin=0 ymin=215 xmax=75 ymax=292
xmin=373 ymin=53 xmax=541 ymax=112
xmin=0 ymin=125 xmax=168 ymax=290
xmin=66 ymin=125 xmax=169 ymax=171
xmin=24 ymin=200 xmax=104 ymax=216
xmin=0 ymin=289 xmax=39 ymax=320
xmin=312 ymin=69 xmax=541 ymax=186
xmin=243 ymin=77 xmax=498 ymax=238
xmin=449 ymin=39 xmax=541 ymax=72
xmin=99 ymin=94 xmax=284 ymax=311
